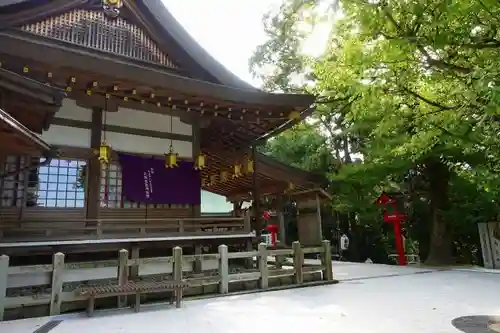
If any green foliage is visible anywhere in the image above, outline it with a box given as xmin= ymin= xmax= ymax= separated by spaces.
xmin=260 ymin=123 xmax=339 ymax=174
xmin=251 ymin=0 xmax=500 ymax=264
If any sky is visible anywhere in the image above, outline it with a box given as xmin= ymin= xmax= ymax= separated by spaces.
xmin=161 ymin=0 xmax=281 ymax=87
xmin=162 ymin=0 xmax=332 ymax=87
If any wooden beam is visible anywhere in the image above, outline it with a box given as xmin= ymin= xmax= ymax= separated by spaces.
xmin=86 ymin=107 xmax=102 ymax=219
xmin=52 ymin=117 xmax=193 ymax=142
xmin=192 ymin=118 xmax=201 ymax=217
xmin=226 ymin=184 xmax=288 ymax=202
xmin=251 ymin=145 xmax=261 ymax=237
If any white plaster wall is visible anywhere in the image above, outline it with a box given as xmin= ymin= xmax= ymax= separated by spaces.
xmin=54 ymin=99 xmax=192 ymax=136
xmin=112 ymin=107 xmax=192 ymax=136
xmin=106 ymin=132 xmax=192 ymax=158
xmin=41 ymin=125 xmax=91 ymax=148
xmin=46 ymin=99 xmax=193 ymax=156
xmin=56 ymin=99 xmax=92 ymax=122
xmin=41 ymin=125 xmax=191 ymax=157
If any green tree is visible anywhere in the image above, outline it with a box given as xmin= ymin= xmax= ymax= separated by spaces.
xmin=252 ymin=0 xmax=500 ymax=265
xmin=260 ymin=123 xmax=339 ymax=174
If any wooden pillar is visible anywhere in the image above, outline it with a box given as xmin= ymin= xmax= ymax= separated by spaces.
xmin=277 ymin=195 xmax=286 ymax=245
xmin=232 ymin=201 xmax=238 ymax=217
xmin=49 ymin=252 xmax=65 ymax=315
xmin=316 ymin=194 xmax=324 ymax=241
xmin=193 ymin=244 xmax=202 ymax=273
xmin=0 ymin=255 xmax=9 ymax=321
xmin=19 ymin=156 xmax=29 ymax=220
xmin=251 ymin=145 xmax=261 ymax=237
xmin=86 ymin=107 xmax=103 ymax=219
xmin=218 ymin=245 xmax=229 ymax=294
xmin=117 ymin=249 xmax=129 ymax=307
xmin=130 ymin=245 xmax=140 ymax=279
xmin=191 ymin=118 xmax=201 ymax=217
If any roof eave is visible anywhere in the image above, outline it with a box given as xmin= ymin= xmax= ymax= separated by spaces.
xmin=0 ymin=107 xmax=52 ymax=153
xmin=0 ymin=67 xmax=66 ymax=105
xmin=256 ymin=151 xmax=327 ymax=186
xmin=253 ymin=104 xmax=316 ymax=144
xmin=0 ymin=31 xmax=312 ymax=109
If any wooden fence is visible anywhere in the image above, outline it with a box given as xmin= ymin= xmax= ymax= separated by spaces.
xmin=0 ymin=240 xmax=333 ymax=320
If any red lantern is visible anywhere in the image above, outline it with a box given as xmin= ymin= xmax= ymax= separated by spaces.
xmin=375 ymin=192 xmax=396 ymax=205
xmin=264 ymin=224 xmax=278 ymax=247
xmin=262 ymin=210 xmax=271 ymax=220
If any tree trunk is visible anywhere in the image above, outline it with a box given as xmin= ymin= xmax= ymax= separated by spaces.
xmin=424 ymin=159 xmax=453 ymax=265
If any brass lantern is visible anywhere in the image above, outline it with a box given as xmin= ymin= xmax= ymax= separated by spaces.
xmin=98 ymin=141 xmax=111 ymax=165
xmin=243 ymin=157 xmax=254 ymax=174
xmin=209 ymin=174 xmax=217 ymax=185
xmin=194 ymin=153 xmax=206 ymax=170
xmin=220 ymin=170 xmax=229 ymax=182
xmin=233 ymin=164 xmax=242 ymax=178
xmin=288 ymin=111 xmax=301 ymax=120
xmin=165 ymin=146 xmax=178 ymax=168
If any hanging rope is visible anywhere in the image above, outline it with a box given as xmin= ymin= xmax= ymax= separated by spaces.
xmin=169 ymin=114 xmax=173 ymax=151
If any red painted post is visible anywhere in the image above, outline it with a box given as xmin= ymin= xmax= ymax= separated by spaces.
xmin=378 ymin=195 xmax=408 ymax=266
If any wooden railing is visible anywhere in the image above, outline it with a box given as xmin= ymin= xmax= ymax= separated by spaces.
xmin=0 ymin=215 xmax=250 ymax=240
xmin=0 ymin=240 xmax=333 ymax=320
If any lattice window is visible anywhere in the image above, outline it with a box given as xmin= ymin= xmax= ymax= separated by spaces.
xmin=20 ymin=9 xmax=177 ymax=68
xmin=35 ymin=159 xmax=87 ymax=208
xmin=0 ymin=156 xmax=27 ymax=207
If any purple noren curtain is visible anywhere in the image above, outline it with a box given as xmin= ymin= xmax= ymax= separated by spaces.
xmin=119 ymin=153 xmax=201 ymax=205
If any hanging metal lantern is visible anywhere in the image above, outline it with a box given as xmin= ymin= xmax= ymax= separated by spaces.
xmin=209 ymin=174 xmax=217 ymax=185
xmin=285 ymin=182 xmax=295 ymax=193
xmin=233 ymin=164 xmax=242 ymax=178
xmin=288 ymin=111 xmax=301 ymax=120
xmin=98 ymin=141 xmax=111 ymax=165
xmin=243 ymin=157 xmax=254 ymax=174
xmin=220 ymin=170 xmax=229 ymax=182
xmin=164 ymin=146 xmax=178 ymax=168
xmin=194 ymin=153 xmax=206 ymax=170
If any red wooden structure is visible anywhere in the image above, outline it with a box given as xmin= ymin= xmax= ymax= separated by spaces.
xmin=376 ymin=192 xmax=407 ymax=266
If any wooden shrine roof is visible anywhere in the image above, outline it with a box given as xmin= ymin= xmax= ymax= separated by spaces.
xmin=0 ymin=107 xmax=52 ymax=155
xmin=0 ymin=0 xmax=316 ymax=149
xmin=201 ymin=151 xmax=328 ymax=200
xmin=0 ymin=67 xmax=66 ymax=133
xmin=0 ymin=66 xmax=61 ymax=155
xmin=0 ymin=0 xmax=254 ymax=89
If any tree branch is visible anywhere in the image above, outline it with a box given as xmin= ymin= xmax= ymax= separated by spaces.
xmin=402 ymin=88 xmax=458 ymax=110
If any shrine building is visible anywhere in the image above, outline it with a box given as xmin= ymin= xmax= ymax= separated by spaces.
xmin=0 ymin=0 xmax=330 ymax=258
